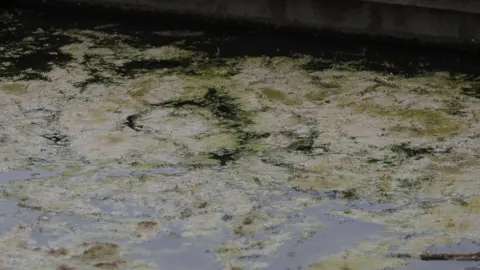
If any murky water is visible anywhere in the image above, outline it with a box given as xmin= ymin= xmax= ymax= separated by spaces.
xmin=1 ymin=2 xmax=480 ymax=270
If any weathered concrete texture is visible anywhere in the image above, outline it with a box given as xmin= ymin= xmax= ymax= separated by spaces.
xmin=15 ymin=0 xmax=480 ymax=45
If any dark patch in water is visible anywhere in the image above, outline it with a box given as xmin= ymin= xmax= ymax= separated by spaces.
xmin=41 ymin=132 xmax=69 ymax=146
xmin=151 ymin=87 xmax=242 ymax=122
xmin=238 ymin=132 xmax=271 ymax=142
xmin=390 ymin=142 xmax=434 ymax=159
xmin=208 ymin=149 xmax=238 ymax=166
xmin=287 ymin=132 xmax=318 ymax=154
xmin=221 ymin=214 xmax=233 ymax=221
xmin=279 ymin=130 xmax=328 ymax=154
xmin=203 ymin=88 xmax=240 ymax=121
xmin=124 ymin=114 xmax=143 ymax=132
xmin=366 ymin=156 xmax=397 ymax=167
xmin=159 ymin=99 xmax=204 ymax=109
xmin=341 ymin=188 xmax=361 ymax=201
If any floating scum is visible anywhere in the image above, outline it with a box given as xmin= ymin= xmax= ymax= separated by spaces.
xmin=0 ymin=4 xmax=480 ymax=270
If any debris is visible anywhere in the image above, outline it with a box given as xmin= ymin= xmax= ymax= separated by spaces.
xmin=420 ymin=252 xmax=480 ymax=261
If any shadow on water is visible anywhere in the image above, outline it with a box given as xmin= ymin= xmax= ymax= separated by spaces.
xmin=2 ymin=1 xmax=480 ymax=84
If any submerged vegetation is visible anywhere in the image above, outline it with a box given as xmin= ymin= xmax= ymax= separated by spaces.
xmin=0 ymin=2 xmax=480 ymax=270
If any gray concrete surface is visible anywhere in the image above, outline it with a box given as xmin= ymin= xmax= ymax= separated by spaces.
xmin=15 ymin=0 xmax=480 ymax=45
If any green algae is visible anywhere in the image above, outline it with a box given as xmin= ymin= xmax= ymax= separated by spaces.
xmin=395 ymin=109 xmax=462 ymax=135
xmin=309 ymin=254 xmax=404 ymax=270
xmin=80 ymin=242 xmax=119 ymax=260
xmin=353 ymin=102 xmax=463 ymax=136
xmin=217 ymin=242 xmax=241 ymax=254
xmin=232 ymin=212 xmax=271 ymax=236
xmin=261 ymin=87 xmax=297 ymax=105
xmin=1 ymin=6 xmax=480 ymax=270
xmin=261 ymin=87 xmax=287 ymax=101
xmin=1 ymin=83 xmax=27 ymax=95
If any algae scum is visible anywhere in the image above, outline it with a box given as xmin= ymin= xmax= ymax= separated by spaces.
xmin=2 ymin=4 xmax=480 ymax=270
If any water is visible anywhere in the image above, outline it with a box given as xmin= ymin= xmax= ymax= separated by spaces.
xmin=1 ymin=2 xmax=480 ymax=270
xmin=397 ymin=240 xmax=480 ymax=270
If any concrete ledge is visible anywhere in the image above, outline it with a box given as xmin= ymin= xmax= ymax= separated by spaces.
xmin=8 ymin=0 xmax=480 ymax=48
xmin=365 ymin=0 xmax=480 ymax=14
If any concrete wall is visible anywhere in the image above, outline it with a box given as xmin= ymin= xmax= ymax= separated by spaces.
xmin=365 ymin=0 xmax=480 ymax=14
xmin=16 ymin=0 xmax=480 ymax=46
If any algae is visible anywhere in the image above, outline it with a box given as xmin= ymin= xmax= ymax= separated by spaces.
xmin=1 ymin=4 xmax=480 ymax=270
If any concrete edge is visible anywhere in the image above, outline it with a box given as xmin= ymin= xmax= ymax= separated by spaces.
xmin=4 ymin=0 xmax=480 ymax=53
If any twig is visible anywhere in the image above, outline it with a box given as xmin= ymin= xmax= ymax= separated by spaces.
xmin=420 ymin=252 xmax=480 ymax=261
